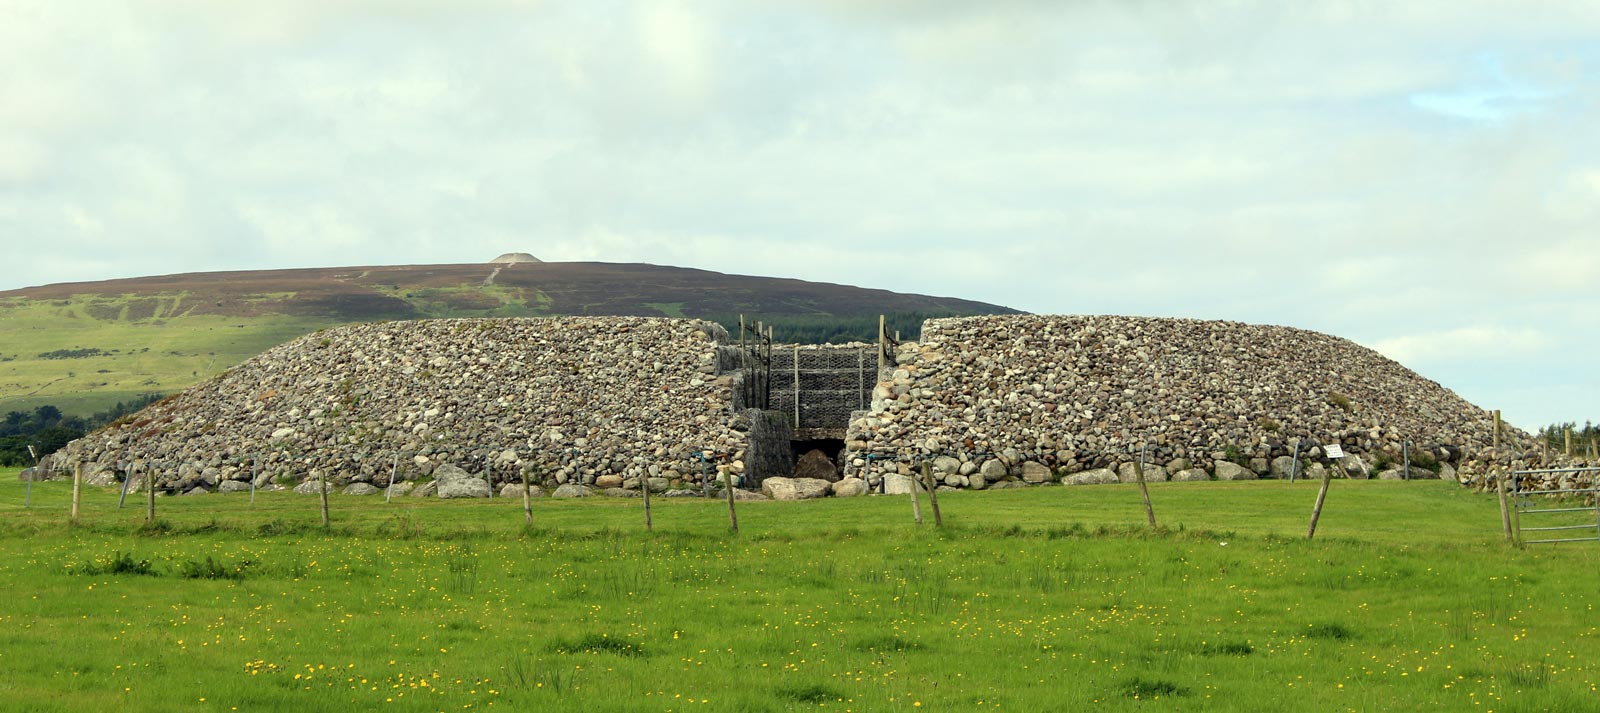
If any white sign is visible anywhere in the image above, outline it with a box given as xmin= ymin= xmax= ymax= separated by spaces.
xmin=1324 ymin=444 xmax=1345 ymax=459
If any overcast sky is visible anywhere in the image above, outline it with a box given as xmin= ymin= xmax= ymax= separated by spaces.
xmin=2 ymin=1 xmax=1596 ymax=430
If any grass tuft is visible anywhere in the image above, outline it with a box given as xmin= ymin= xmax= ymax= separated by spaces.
xmin=549 ymin=633 xmax=648 ymax=658
xmin=1121 ymin=676 xmax=1188 ymax=699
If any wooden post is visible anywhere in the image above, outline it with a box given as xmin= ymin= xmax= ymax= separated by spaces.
xmin=1492 ymin=410 xmax=1501 ymax=457
xmin=520 ymin=463 xmax=533 ymax=526
xmin=724 ymin=461 xmax=739 ymax=534
xmin=318 ymin=468 xmax=330 ymax=528
xmin=146 ymin=466 xmax=156 ymax=522
xmin=908 ymin=465 xmax=923 ymax=525
xmin=877 ymin=315 xmax=886 ymax=376
xmin=793 ymin=345 xmax=801 ymax=428
xmin=1306 ymin=458 xmax=1336 ymax=539
xmin=1497 ymin=471 xmax=1513 ymax=541
xmin=921 ymin=461 xmax=943 ymax=527
xmin=70 ymin=461 xmax=83 ymax=524
xmin=1565 ymin=428 xmax=1573 ymax=458
xmin=1136 ymin=445 xmax=1157 ymax=528
xmin=641 ymin=470 xmax=653 ymax=532
xmin=24 ymin=445 xmax=38 ymax=508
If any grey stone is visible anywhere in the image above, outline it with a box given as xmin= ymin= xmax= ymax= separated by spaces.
xmin=1164 ymin=458 xmax=1191 ymax=474
xmin=293 ymin=480 xmax=325 ymax=495
xmin=882 ymin=473 xmax=917 ymax=495
xmin=182 ymin=486 xmax=209 ymax=496
xmin=552 ymin=483 xmax=589 ymax=498
xmin=979 ymin=459 xmax=1008 ymax=481
xmin=661 ymin=489 xmax=700 ymax=498
xmin=932 ymin=456 xmax=962 ymax=474
xmin=1270 ymin=456 xmax=1298 ymax=479
xmin=411 ymin=481 xmax=438 ymax=498
xmin=595 ymin=474 xmax=624 ymax=489
xmin=968 ymin=473 xmax=988 ymax=490
xmin=762 ymin=477 xmax=832 ymax=501
xmin=1214 ymin=461 xmax=1256 ymax=481
xmin=603 ymin=487 xmax=638 ymax=498
xmin=831 ymin=477 xmax=868 ymax=497
xmin=793 ymin=450 xmax=840 ymax=482
xmin=1171 ymin=468 xmax=1211 ymax=482
xmin=344 ymin=483 xmax=381 ymax=495
xmin=1063 ymin=468 xmax=1118 ymax=486
xmin=1117 ymin=463 xmax=1167 ymax=483
xmin=435 ymin=464 xmax=491 ymax=499
xmin=1020 ymin=461 xmax=1052 ymax=484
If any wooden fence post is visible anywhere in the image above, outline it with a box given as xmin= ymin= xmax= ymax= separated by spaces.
xmin=70 ymin=461 xmax=83 ymax=524
xmin=1306 ymin=458 xmax=1337 ymax=539
xmin=146 ymin=466 xmax=156 ymax=522
xmin=908 ymin=464 xmax=923 ymax=525
xmin=793 ymin=345 xmax=801 ymax=429
xmin=319 ymin=468 xmax=330 ymax=528
xmin=921 ymin=461 xmax=943 ymax=527
xmin=1497 ymin=471 xmax=1513 ymax=541
xmin=520 ymin=464 xmax=533 ymax=526
xmin=724 ymin=461 xmax=739 ymax=535
xmin=1565 ymin=428 xmax=1573 ymax=458
xmin=1136 ymin=445 xmax=1157 ymax=528
xmin=642 ymin=470 xmax=653 ymax=532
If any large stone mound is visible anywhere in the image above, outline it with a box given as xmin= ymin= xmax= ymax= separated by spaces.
xmin=55 ymin=317 xmax=739 ymax=493
xmin=842 ymin=315 xmax=1514 ymax=485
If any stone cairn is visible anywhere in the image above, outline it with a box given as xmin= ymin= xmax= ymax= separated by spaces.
xmin=839 ymin=315 xmax=1569 ymax=491
xmin=51 ymin=317 xmax=752 ymax=495
xmin=49 ymin=313 xmax=1584 ymax=498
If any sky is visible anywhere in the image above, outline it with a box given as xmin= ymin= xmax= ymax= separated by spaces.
xmin=1 ymin=0 xmax=1596 ymax=430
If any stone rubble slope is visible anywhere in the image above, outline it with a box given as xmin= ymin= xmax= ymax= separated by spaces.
xmin=843 ymin=315 xmax=1522 ymax=485
xmin=54 ymin=317 xmax=741 ymax=492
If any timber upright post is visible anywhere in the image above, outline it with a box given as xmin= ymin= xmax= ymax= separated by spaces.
xmin=519 ymin=463 xmax=533 ymax=526
xmin=641 ymin=467 xmax=653 ymax=532
xmin=920 ymin=461 xmax=943 ymax=527
xmin=878 ymin=315 xmax=886 ymax=376
xmin=1565 ymin=428 xmax=1573 ymax=458
xmin=319 ymin=468 xmax=330 ymax=529
xmin=909 ymin=463 xmax=923 ymax=525
xmin=1136 ymin=444 xmax=1157 ymax=528
xmin=70 ymin=461 xmax=83 ymax=524
xmin=146 ymin=465 xmax=156 ymax=522
xmin=793 ymin=345 xmax=801 ymax=429
xmin=1307 ymin=448 xmax=1338 ymax=540
xmin=24 ymin=444 xmax=37 ymax=508
xmin=724 ymin=457 xmax=739 ymax=535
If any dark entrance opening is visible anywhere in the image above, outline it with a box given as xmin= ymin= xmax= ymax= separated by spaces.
xmin=791 ymin=438 xmax=846 ymax=469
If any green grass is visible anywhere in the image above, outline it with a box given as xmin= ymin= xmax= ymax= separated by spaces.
xmin=0 ymin=295 xmax=338 ymax=417
xmin=1 ymin=473 xmax=1597 ymax=711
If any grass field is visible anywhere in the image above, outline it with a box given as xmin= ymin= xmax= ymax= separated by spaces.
xmin=0 ymin=295 xmax=338 ymax=417
xmin=1 ymin=473 xmax=1596 ymax=712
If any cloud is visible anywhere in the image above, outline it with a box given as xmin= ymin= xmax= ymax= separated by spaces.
xmin=1367 ymin=327 xmax=1556 ymax=365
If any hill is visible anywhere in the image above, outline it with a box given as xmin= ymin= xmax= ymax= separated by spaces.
xmin=0 ymin=260 xmax=1017 ymax=420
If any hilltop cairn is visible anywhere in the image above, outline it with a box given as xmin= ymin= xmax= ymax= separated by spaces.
xmin=54 ymin=317 xmax=749 ymax=494
xmin=840 ymin=315 xmax=1532 ymax=489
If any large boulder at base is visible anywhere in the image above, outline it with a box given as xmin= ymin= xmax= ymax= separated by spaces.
xmin=388 ymin=482 xmax=416 ymax=497
xmin=762 ymin=477 xmax=832 ymax=501
xmin=831 ymin=477 xmax=868 ymax=497
xmin=603 ymin=488 xmax=639 ymax=498
xmin=979 ymin=459 xmax=1008 ymax=481
xmin=1063 ymin=468 xmax=1118 ymax=486
xmin=1214 ymin=461 xmax=1256 ymax=481
xmin=1117 ymin=463 xmax=1167 ymax=483
xmin=411 ymin=481 xmax=438 ymax=497
xmin=595 ymin=474 xmax=624 ymax=489
xmin=500 ymin=483 xmax=545 ymax=498
xmin=344 ymin=483 xmax=382 ymax=495
xmin=1021 ymin=461 xmax=1053 ymax=484
xmin=883 ymin=473 xmax=917 ymax=495
xmin=721 ymin=488 xmax=769 ymax=501
xmin=793 ymin=450 xmax=840 ymax=482
xmin=1439 ymin=462 xmax=1457 ymax=481
xmin=218 ymin=480 xmax=252 ymax=493
xmin=552 ymin=483 xmax=590 ymax=498
xmin=293 ymin=480 xmax=325 ymax=495
xmin=1171 ymin=468 xmax=1211 ymax=482
xmin=435 ymin=464 xmax=491 ymax=499
xmin=1270 ymin=456 xmax=1299 ymax=479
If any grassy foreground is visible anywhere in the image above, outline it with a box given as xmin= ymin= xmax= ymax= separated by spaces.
xmin=1 ymin=472 xmax=1596 ymax=712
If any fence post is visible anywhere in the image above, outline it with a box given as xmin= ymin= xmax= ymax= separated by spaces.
xmin=877 ymin=315 xmax=886 ymax=376
xmin=724 ymin=459 xmax=739 ymax=535
xmin=1136 ymin=444 xmax=1157 ymax=528
xmin=25 ymin=445 xmax=37 ymax=508
xmin=1497 ymin=471 xmax=1512 ymax=541
xmin=1402 ymin=441 xmax=1410 ymax=481
xmin=920 ymin=461 xmax=943 ymax=527
xmin=520 ymin=463 xmax=533 ymax=526
xmin=1509 ymin=476 xmax=1523 ymax=547
xmin=484 ymin=454 xmax=494 ymax=499
xmin=70 ymin=461 xmax=83 ymax=524
xmin=1288 ymin=441 xmax=1301 ymax=483
xmin=146 ymin=465 xmax=156 ymax=522
xmin=908 ymin=463 xmax=923 ymax=525
xmin=793 ymin=345 xmax=801 ymax=429
xmin=641 ymin=468 xmax=653 ymax=532
xmin=319 ymin=468 xmax=330 ymax=528
xmin=858 ymin=349 xmax=865 ymax=410
xmin=1306 ymin=458 xmax=1337 ymax=539
xmin=1565 ymin=428 xmax=1573 ymax=458
xmin=118 ymin=463 xmax=132 ymax=509
xmin=250 ymin=455 xmax=260 ymax=506
xmin=385 ymin=454 xmax=397 ymax=503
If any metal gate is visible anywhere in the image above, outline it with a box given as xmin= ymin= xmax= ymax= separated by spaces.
xmin=1511 ymin=467 xmax=1600 ymax=545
